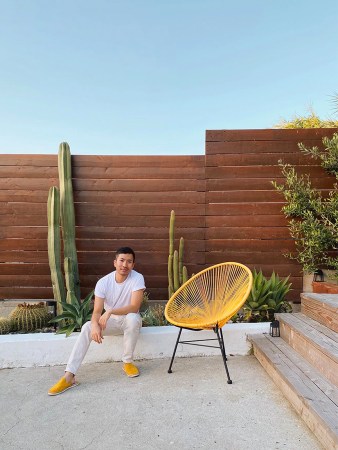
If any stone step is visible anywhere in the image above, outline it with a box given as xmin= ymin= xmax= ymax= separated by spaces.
xmin=250 ymin=333 xmax=338 ymax=450
xmin=301 ymin=293 xmax=338 ymax=333
xmin=275 ymin=312 xmax=338 ymax=387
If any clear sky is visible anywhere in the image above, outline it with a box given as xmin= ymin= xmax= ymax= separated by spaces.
xmin=1 ymin=0 xmax=338 ymax=155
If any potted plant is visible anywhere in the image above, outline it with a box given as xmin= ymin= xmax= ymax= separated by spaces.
xmin=272 ymin=132 xmax=338 ymax=291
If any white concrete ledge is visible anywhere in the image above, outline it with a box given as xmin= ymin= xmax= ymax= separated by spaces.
xmin=0 ymin=323 xmax=269 ymax=369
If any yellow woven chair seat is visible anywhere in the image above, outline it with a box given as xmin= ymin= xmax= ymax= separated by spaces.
xmin=164 ymin=262 xmax=253 ymax=383
xmin=165 ymin=262 xmax=252 ymax=330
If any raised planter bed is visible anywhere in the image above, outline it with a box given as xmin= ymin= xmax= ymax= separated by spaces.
xmin=0 ymin=322 xmax=269 ymax=369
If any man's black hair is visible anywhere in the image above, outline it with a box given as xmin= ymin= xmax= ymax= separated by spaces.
xmin=115 ymin=247 xmax=135 ymax=262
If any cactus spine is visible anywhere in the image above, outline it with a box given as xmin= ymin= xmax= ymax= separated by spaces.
xmin=47 ymin=186 xmax=66 ymax=314
xmin=9 ymin=303 xmax=49 ymax=332
xmin=168 ymin=210 xmax=189 ymax=298
xmin=58 ymin=142 xmax=81 ymax=303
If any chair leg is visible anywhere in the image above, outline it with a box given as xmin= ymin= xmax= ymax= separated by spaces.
xmin=215 ymin=326 xmax=232 ymax=384
xmin=168 ymin=327 xmax=182 ymax=373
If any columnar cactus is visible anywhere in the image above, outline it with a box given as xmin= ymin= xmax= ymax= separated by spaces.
xmin=9 ymin=303 xmax=49 ymax=332
xmin=58 ymin=142 xmax=81 ymax=303
xmin=47 ymin=143 xmax=81 ymax=315
xmin=47 ymin=186 xmax=66 ymax=314
xmin=168 ymin=210 xmax=189 ymax=298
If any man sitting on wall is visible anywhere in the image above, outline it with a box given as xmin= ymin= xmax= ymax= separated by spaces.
xmin=48 ymin=246 xmax=146 ymax=396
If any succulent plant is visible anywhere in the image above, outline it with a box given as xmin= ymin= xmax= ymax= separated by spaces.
xmin=47 ymin=186 xmax=66 ymax=313
xmin=47 ymin=142 xmax=82 ymax=316
xmin=58 ymin=143 xmax=81 ymax=303
xmin=9 ymin=303 xmax=50 ymax=332
xmin=49 ymin=290 xmax=94 ymax=337
xmin=0 ymin=317 xmax=12 ymax=334
xmin=168 ymin=210 xmax=189 ymax=298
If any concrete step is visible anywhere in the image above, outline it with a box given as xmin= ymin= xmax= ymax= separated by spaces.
xmin=275 ymin=312 xmax=338 ymax=387
xmin=250 ymin=333 xmax=338 ymax=450
xmin=301 ymin=293 xmax=338 ymax=333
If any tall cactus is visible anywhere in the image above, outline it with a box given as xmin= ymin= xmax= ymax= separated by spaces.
xmin=168 ymin=210 xmax=189 ymax=298
xmin=47 ymin=186 xmax=66 ymax=314
xmin=58 ymin=142 xmax=81 ymax=303
xmin=47 ymin=143 xmax=81 ymax=314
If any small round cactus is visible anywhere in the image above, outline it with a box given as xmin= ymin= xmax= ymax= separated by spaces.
xmin=9 ymin=303 xmax=49 ymax=332
xmin=0 ymin=317 xmax=12 ymax=334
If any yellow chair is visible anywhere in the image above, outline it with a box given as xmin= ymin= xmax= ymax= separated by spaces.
xmin=164 ymin=262 xmax=253 ymax=383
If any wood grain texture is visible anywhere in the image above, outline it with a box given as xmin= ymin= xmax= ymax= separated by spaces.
xmin=251 ymin=334 xmax=338 ymax=450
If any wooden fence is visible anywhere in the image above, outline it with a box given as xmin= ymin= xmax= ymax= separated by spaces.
xmin=0 ymin=128 xmax=336 ymax=303
xmin=205 ymin=128 xmax=337 ymax=299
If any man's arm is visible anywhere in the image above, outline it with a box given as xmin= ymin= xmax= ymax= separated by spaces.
xmin=99 ymin=289 xmax=144 ymax=330
xmin=91 ymin=296 xmax=105 ymax=343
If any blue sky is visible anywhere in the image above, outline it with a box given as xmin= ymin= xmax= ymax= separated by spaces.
xmin=1 ymin=0 xmax=338 ymax=155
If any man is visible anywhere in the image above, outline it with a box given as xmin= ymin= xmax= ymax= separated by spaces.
xmin=48 ymin=247 xmax=145 ymax=396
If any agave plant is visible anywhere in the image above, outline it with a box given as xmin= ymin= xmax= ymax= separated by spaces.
xmin=243 ymin=270 xmax=292 ymax=322
xmin=49 ymin=290 xmax=94 ymax=337
xmin=266 ymin=272 xmax=293 ymax=314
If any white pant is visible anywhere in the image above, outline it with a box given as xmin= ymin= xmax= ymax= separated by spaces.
xmin=65 ymin=313 xmax=142 ymax=375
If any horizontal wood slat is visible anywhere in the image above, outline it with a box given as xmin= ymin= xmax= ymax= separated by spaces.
xmin=206 ymin=203 xmax=285 ymax=216
xmin=206 ymin=239 xmax=296 ymax=252
xmin=0 ymin=154 xmax=204 ymax=168
xmin=206 ymin=215 xmax=288 ymax=227
xmin=206 ymin=153 xmax=317 ymax=167
xmin=0 ymin=178 xmax=206 ymax=192
xmin=206 ymin=140 xmax=325 ymax=155
xmin=206 ymin=227 xmax=291 ymax=239
xmin=206 ymin=165 xmax=326 ymax=179
xmin=206 ymin=128 xmax=338 ymax=142
xmin=0 ymin=250 xmax=205 ymax=264
xmin=207 ymin=177 xmax=335 ymax=191
xmin=207 ymin=191 xmax=283 ymax=203
xmin=0 ymin=239 xmax=205 ymax=252
xmin=0 ymin=226 xmax=205 ymax=240
xmin=0 ymin=263 xmax=204 ymax=277
xmin=0 ymin=166 xmax=205 ymax=180
xmin=0 ymin=202 xmax=205 ymax=216
xmin=0 ymin=190 xmax=205 ymax=204
xmin=0 ymin=215 xmax=206 ymax=227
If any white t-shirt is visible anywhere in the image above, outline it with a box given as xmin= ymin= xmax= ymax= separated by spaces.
xmin=94 ymin=270 xmax=146 ymax=314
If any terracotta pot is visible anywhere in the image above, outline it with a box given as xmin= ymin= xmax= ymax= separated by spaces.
xmin=311 ymin=281 xmax=327 ymax=293
xmin=325 ymin=284 xmax=338 ymax=294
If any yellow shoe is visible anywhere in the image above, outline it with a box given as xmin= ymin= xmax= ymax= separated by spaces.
xmin=48 ymin=376 xmax=79 ymax=396
xmin=123 ymin=362 xmax=139 ymax=378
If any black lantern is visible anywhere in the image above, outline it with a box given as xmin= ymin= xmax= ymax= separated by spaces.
xmin=313 ymin=269 xmax=324 ymax=282
xmin=270 ymin=320 xmax=280 ymax=337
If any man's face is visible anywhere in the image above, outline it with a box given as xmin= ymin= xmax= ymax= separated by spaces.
xmin=114 ymin=253 xmax=135 ymax=277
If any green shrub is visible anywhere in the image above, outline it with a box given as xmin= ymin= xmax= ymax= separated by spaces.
xmin=141 ymin=304 xmax=170 ymax=327
xmin=272 ymin=133 xmax=338 ymax=277
xmin=274 ymin=109 xmax=338 ymax=129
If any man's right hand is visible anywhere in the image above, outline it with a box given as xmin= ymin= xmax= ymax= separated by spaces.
xmin=91 ymin=323 xmax=104 ymax=344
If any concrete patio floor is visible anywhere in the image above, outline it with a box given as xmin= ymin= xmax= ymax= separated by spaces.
xmin=0 ymin=355 xmax=323 ymax=450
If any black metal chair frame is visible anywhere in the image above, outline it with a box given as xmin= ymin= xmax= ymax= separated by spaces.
xmin=168 ymin=324 xmax=233 ymax=384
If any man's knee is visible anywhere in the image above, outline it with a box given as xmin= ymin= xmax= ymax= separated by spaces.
xmin=124 ymin=313 xmax=142 ymax=330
